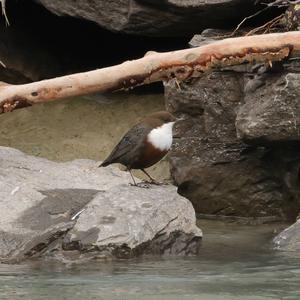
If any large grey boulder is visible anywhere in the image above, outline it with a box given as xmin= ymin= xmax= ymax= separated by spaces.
xmin=274 ymin=220 xmax=300 ymax=252
xmin=0 ymin=146 xmax=201 ymax=263
xmin=164 ymin=31 xmax=300 ymax=220
xmin=166 ymin=74 xmax=290 ymax=219
xmin=34 ymin=0 xmax=256 ymax=36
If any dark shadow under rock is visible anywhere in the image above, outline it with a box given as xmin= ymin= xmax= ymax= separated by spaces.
xmin=0 ymin=26 xmax=61 ymax=84
xmin=34 ymin=0 xmax=258 ymax=37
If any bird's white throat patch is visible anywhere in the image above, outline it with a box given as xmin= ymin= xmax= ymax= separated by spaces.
xmin=147 ymin=122 xmax=175 ymax=151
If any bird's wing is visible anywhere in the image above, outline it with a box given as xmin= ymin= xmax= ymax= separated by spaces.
xmin=100 ymin=123 xmax=150 ymax=166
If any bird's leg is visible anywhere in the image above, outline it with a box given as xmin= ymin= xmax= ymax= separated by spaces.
xmin=128 ymin=169 xmax=150 ymax=188
xmin=141 ymin=169 xmax=162 ymax=185
xmin=128 ymin=169 xmax=137 ymax=186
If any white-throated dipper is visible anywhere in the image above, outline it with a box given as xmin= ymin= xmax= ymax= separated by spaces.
xmin=99 ymin=111 xmax=177 ymax=185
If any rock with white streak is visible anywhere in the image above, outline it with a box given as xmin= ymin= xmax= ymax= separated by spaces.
xmin=63 ymin=185 xmax=201 ymax=258
xmin=0 ymin=146 xmax=201 ymax=263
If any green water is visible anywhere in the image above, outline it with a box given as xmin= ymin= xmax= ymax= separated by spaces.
xmin=0 ymin=220 xmax=299 ymax=300
xmin=0 ymin=92 xmax=170 ymax=180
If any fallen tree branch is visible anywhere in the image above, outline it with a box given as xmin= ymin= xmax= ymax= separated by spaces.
xmin=1 ymin=31 xmax=300 ymax=113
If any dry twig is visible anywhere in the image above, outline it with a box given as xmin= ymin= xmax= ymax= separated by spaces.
xmin=230 ymin=7 xmax=270 ymax=37
xmin=229 ymin=0 xmax=299 ymax=37
xmin=245 ymin=14 xmax=284 ymax=35
xmin=257 ymin=0 xmax=300 ymax=7
xmin=0 ymin=0 xmax=9 ymax=26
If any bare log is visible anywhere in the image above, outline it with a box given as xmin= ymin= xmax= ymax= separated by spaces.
xmin=1 ymin=31 xmax=300 ymax=113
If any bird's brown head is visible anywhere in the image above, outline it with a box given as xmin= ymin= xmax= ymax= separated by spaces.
xmin=142 ymin=111 xmax=176 ymax=128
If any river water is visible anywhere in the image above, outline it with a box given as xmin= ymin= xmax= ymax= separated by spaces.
xmin=0 ymin=220 xmax=299 ymax=300
xmin=1 ymin=95 xmax=300 ymax=299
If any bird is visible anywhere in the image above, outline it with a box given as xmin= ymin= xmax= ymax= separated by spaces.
xmin=99 ymin=111 xmax=177 ymax=186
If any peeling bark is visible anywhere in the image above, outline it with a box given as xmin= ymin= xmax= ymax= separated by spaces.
xmin=0 ymin=31 xmax=300 ymax=113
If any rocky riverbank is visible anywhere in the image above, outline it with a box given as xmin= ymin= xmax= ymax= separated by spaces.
xmin=1 ymin=0 xmax=300 ymax=257
xmin=0 ymin=147 xmax=201 ymax=263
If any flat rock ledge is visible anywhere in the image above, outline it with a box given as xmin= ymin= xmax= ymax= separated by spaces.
xmin=0 ymin=146 xmax=202 ymax=263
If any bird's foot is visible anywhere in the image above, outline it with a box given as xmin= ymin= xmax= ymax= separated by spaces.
xmin=129 ymin=182 xmax=151 ymax=189
xmin=142 ymin=179 xmax=167 ymax=186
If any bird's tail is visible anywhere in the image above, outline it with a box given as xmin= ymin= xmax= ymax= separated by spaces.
xmin=98 ymin=160 xmax=110 ymax=167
